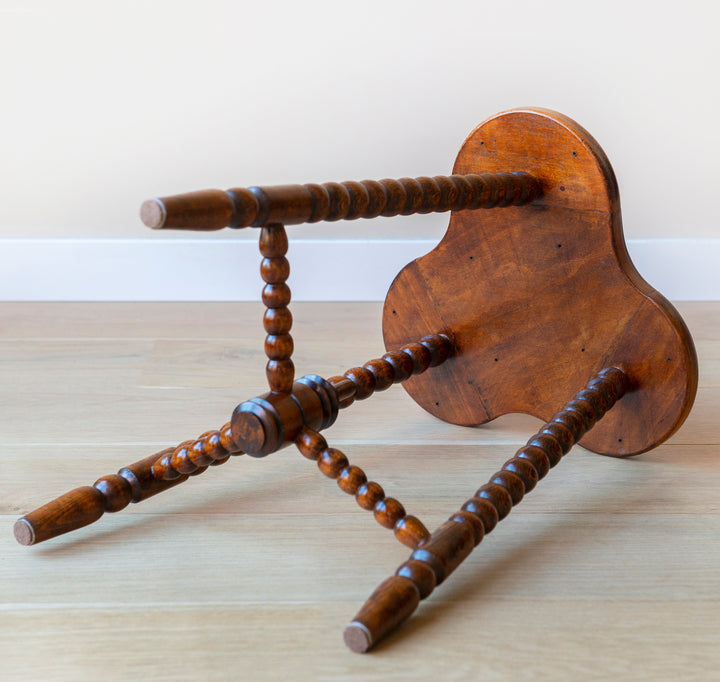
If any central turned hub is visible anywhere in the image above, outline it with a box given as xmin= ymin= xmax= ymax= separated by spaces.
xmin=230 ymin=376 xmax=339 ymax=457
xmin=230 ymin=410 xmax=267 ymax=455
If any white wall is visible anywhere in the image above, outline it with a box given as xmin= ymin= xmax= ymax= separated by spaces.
xmin=1 ymin=0 xmax=718 ymax=298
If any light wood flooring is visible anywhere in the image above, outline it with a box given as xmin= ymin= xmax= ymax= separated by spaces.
xmin=1 ymin=302 xmax=718 ymax=681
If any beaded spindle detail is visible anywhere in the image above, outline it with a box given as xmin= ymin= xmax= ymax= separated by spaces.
xmin=260 ymin=223 xmax=294 ymax=394
xmin=327 ymin=333 xmax=454 ymax=410
xmin=141 ymin=173 xmax=542 ymax=231
xmin=295 ymin=427 xmax=430 ymax=550
xmin=344 ymin=367 xmax=631 ymax=653
xmin=296 ymin=173 xmax=540 ymax=223
xmin=151 ymin=422 xmax=241 ymax=480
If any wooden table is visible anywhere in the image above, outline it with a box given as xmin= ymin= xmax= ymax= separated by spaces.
xmin=1 ymin=302 xmax=718 ymax=681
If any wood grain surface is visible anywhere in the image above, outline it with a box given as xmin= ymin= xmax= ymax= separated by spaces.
xmin=1 ymin=302 xmax=718 ymax=680
xmin=383 ymin=109 xmax=697 ymax=457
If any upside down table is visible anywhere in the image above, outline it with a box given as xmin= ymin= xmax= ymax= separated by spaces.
xmin=15 ymin=108 xmax=698 ymax=653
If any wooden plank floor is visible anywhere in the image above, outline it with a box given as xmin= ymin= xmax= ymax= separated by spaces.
xmin=1 ymin=301 xmax=718 ymax=681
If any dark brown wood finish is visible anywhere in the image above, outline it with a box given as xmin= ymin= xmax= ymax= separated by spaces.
xmin=15 ymin=447 xmax=197 ymax=545
xmin=260 ymin=223 xmax=295 ymax=394
xmin=230 ymin=376 xmax=340 ymax=457
xmin=344 ymin=367 xmax=630 ymax=653
xmin=383 ymin=108 xmax=698 ymax=456
xmin=295 ymin=427 xmax=430 ymax=550
xmin=140 ymin=173 xmax=542 ymax=230
xmin=16 ymin=108 xmax=699 ymax=655
xmin=151 ymin=423 xmax=239 ymax=480
xmin=15 ymin=335 xmax=454 ymax=541
xmin=290 ymin=333 xmax=455 ymax=548
xmin=327 ymin=333 xmax=454 ymax=409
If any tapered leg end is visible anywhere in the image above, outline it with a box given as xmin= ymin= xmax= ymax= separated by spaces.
xmin=343 ymin=576 xmax=420 ymax=653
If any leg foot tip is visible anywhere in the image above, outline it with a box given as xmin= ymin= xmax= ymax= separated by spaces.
xmin=343 ymin=622 xmax=372 ymax=653
xmin=140 ymin=198 xmax=166 ymax=229
xmin=14 ymin=519 xmax=34 ymax=546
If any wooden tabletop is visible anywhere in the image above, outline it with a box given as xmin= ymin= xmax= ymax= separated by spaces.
xmin=1 ymin=301 xmax=718 ymax=681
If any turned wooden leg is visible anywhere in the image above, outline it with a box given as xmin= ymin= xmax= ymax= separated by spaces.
xmin=343 ymin=367 xmax=630 ymax=653
xmin=13 ymin=423 xmax=244 ymax=546
xmin=141 ymin=172 xmax=543 ymax=231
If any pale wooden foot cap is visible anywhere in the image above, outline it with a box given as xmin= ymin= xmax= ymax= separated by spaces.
xmin=343 ymin=621 xmax=372 ymax=653
xmin=14 ymin=518 xmax=34 ymax=546
xmin=140 ymin=198 xmax=166 ymax=229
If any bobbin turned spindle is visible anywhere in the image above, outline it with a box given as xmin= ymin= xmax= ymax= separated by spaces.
xmin=295 ymin=426 xmax=430 ymax=550
xmin=344 ymin=367 xmax=630 ymax=653
xmin=16 ymin=108 xmax=697 ymax=655
xmin=140 ymin=172 xmax=542 ymax=231
xmin=260 ymin=223 xmax=295 ymax=394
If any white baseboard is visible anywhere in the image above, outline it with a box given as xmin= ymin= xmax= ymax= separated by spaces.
xmin=0 ymin=237 xmax=717 ymax=301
